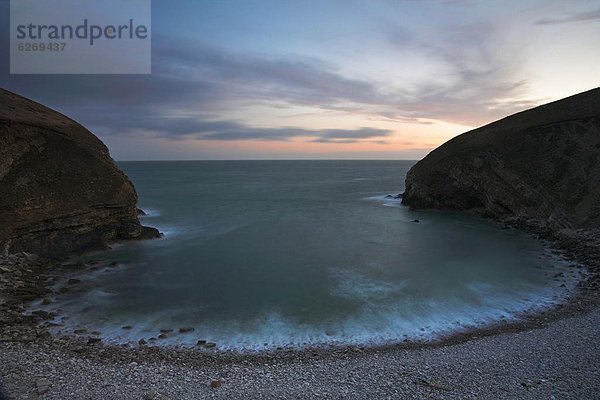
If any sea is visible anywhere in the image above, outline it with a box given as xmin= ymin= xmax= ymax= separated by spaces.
xmin=36 ymin=161 xmax=580 ymax=350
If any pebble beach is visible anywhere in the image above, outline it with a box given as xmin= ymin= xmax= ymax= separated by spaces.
xmin=1 ymin=227 xmax=599 ymax=399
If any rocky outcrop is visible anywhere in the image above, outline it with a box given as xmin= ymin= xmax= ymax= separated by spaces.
xmin=402 ymin=88 xmax=600 ymax=231
xmin=0 ymin=88 xmax=160 ymax=258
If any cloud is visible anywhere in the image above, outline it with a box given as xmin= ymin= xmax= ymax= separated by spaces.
xmin=0 ymin=0 xmax=542 ymax=144
xmin=152 ymin=36 xmax=387 ymax=109
xmin=313 ymin=127 xmax=391 ymax=140
xmin=535 ymin=8 xmax=600 ymax=25
xmin=94 ymin=115 xmax=392 ymax=143
xmin=0 ymin=29 xmax=395 ymax=133
xmin=380 ymin=21 xmax=541 ymax=125
xmin=310 ymin=128 xmax=393 ymax=143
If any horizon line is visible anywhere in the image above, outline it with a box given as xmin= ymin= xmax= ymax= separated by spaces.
xmin=115 ymin=158 xmax=421 ymax=162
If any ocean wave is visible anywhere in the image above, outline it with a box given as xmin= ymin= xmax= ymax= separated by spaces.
xmin=38 ymin=262 xmax=580 ymax=352
xmin=138 ymin=206 xmax=161 ymax=217
xmin=365 ymin=193 xmax=403 ymax=201
xmin=364 ymin=193 xmax=404 ymax=208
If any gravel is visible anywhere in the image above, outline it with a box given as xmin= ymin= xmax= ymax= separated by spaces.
xmin=0 ymin=301 xmax=599 ymax=399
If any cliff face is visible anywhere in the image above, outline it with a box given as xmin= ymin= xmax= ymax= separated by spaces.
xmin=0 ymin=88 xmax=160 ymax=258
xmin=402 ymin=88 xmax=600 ymax=231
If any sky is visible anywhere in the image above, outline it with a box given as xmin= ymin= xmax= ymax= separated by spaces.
xmin=1 ymin=0 xmax=599 ymax=160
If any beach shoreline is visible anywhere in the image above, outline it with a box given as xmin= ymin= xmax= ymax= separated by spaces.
xmin=1 ymin=224 xmax=599 ymax=398
xmin=0 ymin=230 xmax=591 ymax=353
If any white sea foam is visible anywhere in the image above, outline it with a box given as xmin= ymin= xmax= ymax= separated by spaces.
xmin=138 ymin=207 xmax=161 ymax=217
xmin=364 ymin=193 xmax=404 ymax=208
xmin=328 ymin=267 xmax=406 ymax=303
xmin=36 ymin=259 xmax=581 ymax=351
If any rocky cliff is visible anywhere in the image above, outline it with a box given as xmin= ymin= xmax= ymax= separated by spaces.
xmin=0 ymin=88 xmax=160 ymax=258
xmin=402 ymin=88 xmax=600 ymax=232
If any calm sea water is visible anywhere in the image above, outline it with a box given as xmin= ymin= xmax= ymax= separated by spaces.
xmin=42 ymin=161 xmax=578 ymax=350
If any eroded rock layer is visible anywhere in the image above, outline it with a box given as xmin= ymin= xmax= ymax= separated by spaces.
xmin=0 ymin=88 xmax=159 ymax=258
xmin=402 ymin=88 xmax=600 ymax=231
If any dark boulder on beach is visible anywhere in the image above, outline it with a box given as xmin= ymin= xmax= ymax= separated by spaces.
xmin=0 ymin=88 xmax=160 ymax=258
xmin=402 ymin=88 xmax=600 ymax=231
